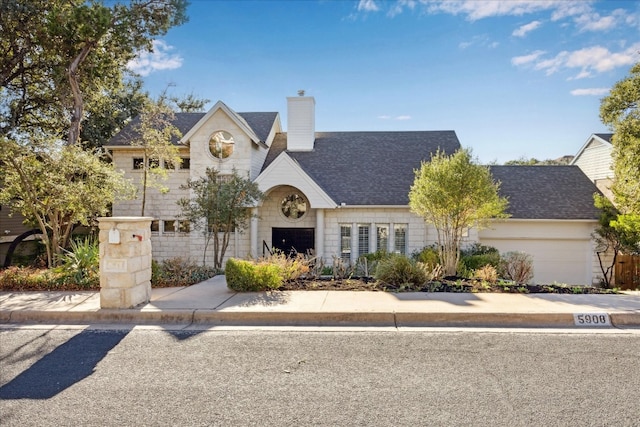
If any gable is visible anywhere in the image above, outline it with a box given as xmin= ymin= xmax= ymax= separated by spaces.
xmin=570 ymin=133 xmax=614 ymax=182
xmin=105 ymin=109 xmax=278 ymax=148
xmin=256 ymin=152 xmax=335 ymax=209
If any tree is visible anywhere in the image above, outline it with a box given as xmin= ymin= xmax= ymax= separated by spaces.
xmin=0 ymin=139 xmax=135 ymax=267
xmin=592 ymin=195 xmax=640 ymax=288
xmin=170 ymin=92 xmax=210 ymax=113
xmin=600 ymin=62 xmax=640 ymax=215
xmin=80 ymin=77 xmax=148 ymax=149
xmin=409 ymin=149 xmax=509 ymax=276
xmin=1 ymin=0 xmax=188 ymax=146
xmin=178 ymin=168 xmax=265 ymax=268
xmin=504 ymin=156 xmax=573 ymax=165
xmin=129 ymin=95 xmax=183 ymax=216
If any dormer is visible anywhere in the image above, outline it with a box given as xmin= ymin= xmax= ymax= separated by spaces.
xmin=287 ymin=92 xmax=315 ymax=151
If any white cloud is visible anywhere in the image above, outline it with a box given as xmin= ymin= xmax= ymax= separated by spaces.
xmin=570 ymin=88 xmax=609 ymax=96
xmin=388 ymin=0 xmax=418 ymax=17
xmin=357 ymin=0 xmax=379 ymax=12
xmin=378 ymin=115 xmax=411 ymax=120
xmin=512 ymin=20 xmax=542 ymax=37
xmin=550 ymin=2 xmax=594 ymax=21
xmin=424 ymin=0 xmax=574 ymax=22
xmin=511 ymin=50 xmax=546 ymax=66
xmin=513 ymin=43 xmax=640 ymax=78
xmin=127 ymin=40 xmax=183 ymax=77
xmin=574 ymin=8 xmax=626 ymax=32
xmin=458 ymin=34 xmax=498 ymax=50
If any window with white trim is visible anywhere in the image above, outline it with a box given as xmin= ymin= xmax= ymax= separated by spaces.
xmin=376 ymin=225 xmax=389 ymax=253
xmin=394 ymin=224 xmax=407 ymax=255
xmin=340 ymin=224 xmax=352 ymax=261
xmin=358 ymin=224 xmax=370 ymax=256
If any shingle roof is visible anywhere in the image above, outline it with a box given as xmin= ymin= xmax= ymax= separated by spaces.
xmin=106 ymin=112 xmax=278 ymax=146
xmin=489 ymin=165 xmax=602 ymax=219
xmin=262 ymin=131 xmax=461 ymax=205
xmin=594 ymin=133 xmax=613 ymax=143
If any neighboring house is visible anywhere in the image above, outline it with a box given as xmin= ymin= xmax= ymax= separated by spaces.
xmin=0 ymin=204 xmax=37 ymax=267
xmin=107 ymin=94 xmax=603 ymax=285
xmin=571 ymin=133 xmax=614 ymax=201
xmin=571 ymin=132 xmax=640 ymax=289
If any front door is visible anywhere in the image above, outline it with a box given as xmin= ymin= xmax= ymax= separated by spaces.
xmin=272 ymin=228 xmax=315 ymax=256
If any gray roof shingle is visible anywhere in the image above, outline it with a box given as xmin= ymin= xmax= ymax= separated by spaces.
xmin=262 ymin=131 xmax=461 ymax=205
xmin=594 ymin=133 xmax=613 ymax=143
xmin=489 ymin=165 xmax=602 ymax=219
xmin=106 ymin=112 xmax=278 ymax=146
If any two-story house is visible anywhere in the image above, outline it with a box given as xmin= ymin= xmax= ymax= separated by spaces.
xmin=107 ymin=94 xmax=603 ymax=285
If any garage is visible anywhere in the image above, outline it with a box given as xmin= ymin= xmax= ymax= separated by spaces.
xmin=478 ymin=220 xmax=597 ymax=286
xmin=479 ymin=237 xmax=592 ymax=285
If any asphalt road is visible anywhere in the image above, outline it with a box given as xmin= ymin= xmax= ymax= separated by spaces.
xmin=1 ymin=327 xmax=639 ymax=426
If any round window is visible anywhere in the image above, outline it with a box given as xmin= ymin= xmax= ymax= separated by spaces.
xmin=209 ymin=131 xmax=234 ymax=159
xmin=281 ymin=193 xmax=307 ymax=219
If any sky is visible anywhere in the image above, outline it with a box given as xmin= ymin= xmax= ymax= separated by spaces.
xmin=127 ymin=0 xmax=640 ymax=164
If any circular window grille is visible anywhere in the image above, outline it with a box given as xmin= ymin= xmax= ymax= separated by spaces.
xmin=281 ymin=193 xmax=307 ymax=220
xmin=209 ymin=131 xmax=234 ymax=159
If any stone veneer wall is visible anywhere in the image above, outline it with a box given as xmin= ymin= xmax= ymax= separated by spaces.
xmin=98 ymin=217 xmax=153 ymax=309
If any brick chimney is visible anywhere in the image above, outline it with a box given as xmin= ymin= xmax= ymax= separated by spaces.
xmin=287 ymin=91 xmax=315 ymax=151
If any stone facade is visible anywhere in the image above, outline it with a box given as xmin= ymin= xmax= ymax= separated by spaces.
xmin=98 ymin=217 xmax=153 ymax=309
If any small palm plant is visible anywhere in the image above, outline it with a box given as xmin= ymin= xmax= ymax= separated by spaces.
xmin=54 ymin=237 xmax=99 ymax=287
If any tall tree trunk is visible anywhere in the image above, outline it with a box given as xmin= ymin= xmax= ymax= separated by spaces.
xmin=141 ymin=156 xmax=148 ymax=216
xmin=67 ymin=43 xmax=94 ymax=145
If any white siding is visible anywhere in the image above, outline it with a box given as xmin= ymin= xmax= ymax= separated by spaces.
xmin=573 ymin=139 xmax=613 ymax=182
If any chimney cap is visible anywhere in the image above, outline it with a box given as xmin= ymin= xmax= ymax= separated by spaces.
xmin=297 ymin=90 xmax=305 ymax=96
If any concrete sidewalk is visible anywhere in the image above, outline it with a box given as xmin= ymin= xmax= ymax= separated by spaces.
xmin=1 ymin=275 xmax=640 ymax=328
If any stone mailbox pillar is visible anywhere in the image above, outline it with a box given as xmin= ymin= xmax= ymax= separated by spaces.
xmin=98 ymin=217 xmax=153 ymax=309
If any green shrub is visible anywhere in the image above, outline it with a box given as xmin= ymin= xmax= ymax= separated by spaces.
xmin=225 ymin=258 xmax=284 ymax=291
xmin=499 ymin=251 xmax=534 ymax=284
xmin=374 ymin=254 xmax=427 ymax=288
xmin=460 ymin=244 xmax=500 ymax=272
xmin=412 ymin=245 xmax=440 ymax=269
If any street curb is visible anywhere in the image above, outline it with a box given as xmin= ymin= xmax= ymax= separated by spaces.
xmin=5 ymin=309 xmax=196 ymax=325
xmin=192 ymin=311 xmax=397 ymax=326
xmin=2 ymin=309 xmax=639 ymax=328
xmin=395 ymin=312 xmax=579 ymax=328
xmin=610 ymin=312 xmax=640 ymax=327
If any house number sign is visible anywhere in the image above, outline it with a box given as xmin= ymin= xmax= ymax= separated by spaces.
xmin=573 ymin=313 xmax=611 ymax=326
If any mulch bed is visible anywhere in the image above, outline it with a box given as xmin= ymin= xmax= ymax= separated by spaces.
xmin=0 ymin=272 xmax=619 ymax=294
xmin=279 ymin=277 xmax=620 ymax=294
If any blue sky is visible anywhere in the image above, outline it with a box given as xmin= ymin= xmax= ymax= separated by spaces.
xmin=128 ymin=0 xmax=640 ymax=164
